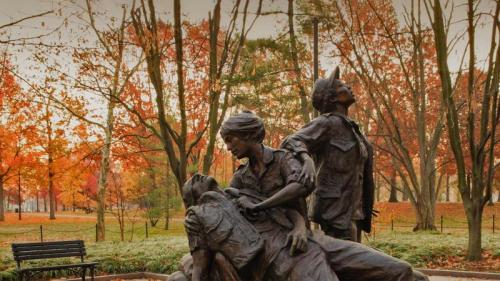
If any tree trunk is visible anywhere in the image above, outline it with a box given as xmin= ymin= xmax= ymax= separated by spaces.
xmin=96 ymin=99 xmax=115 ymax=242
xmin=445 ymin=175 xmax=450 ymax=202
xmin=47 ymin=95 xmax=56 ymax=220
xmin=202 ymin=0 xmax=221 ymax=175
xmin=288 ymin=0 xmax=310 ymax=124
xmin=413 ymin=200 xmax=436 ymax=231
xmin=388 ymin=185 xmax=398 ymax=202
xmin=165 ymin=186 xmax=170 ymax=230
xmin=119 ymin=204 xmax=124 ymax=242
xmin=36 ymin=191 xmax=40 ymax=212
xmin=487 ymin=197 xmax=494 ymax=206
xmin=48 ymin=161 xmax=56 ymax=219
xmin=388 ymin=170 xmax=398 ymax=202
xmin=173 ymin=0 xmax=188 ymax=191
xmin=202 ymin=0 xmax=254 ymax=174
xmin=0 ymin=177 xmax=4 ymax=221
xmin=18 ymin=170 xmax=22 ymax=220
xmin=85 ymin=0 xmax=128 ymax=241
xmin=466 ymin=202 xmax=483 ymax=260
xmin=401 ymin=183 xmax=409 ymax=201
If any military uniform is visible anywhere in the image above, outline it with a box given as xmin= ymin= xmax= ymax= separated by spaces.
xmin=281 ymin=113 xmax=374 ymax=241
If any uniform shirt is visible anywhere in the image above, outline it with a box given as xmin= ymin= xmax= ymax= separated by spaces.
xmin=229 ymin=145 xmax=314 ymax=225
xmin=184 ymin=191 xmax=264 ymax=270
xmin=281 ymin=113 xmax=375 ymax=231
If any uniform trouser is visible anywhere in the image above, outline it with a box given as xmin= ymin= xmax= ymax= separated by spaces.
xmin=176 ymin=236 xmax=428 ymax=281
xmin=321 ymin=220 xmax=362 ymax=242
xmin=312 ymin=231 xmax=429 ymax=281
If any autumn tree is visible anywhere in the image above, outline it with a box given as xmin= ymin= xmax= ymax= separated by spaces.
xmin=0 ymin=56 xmax=37 ymax=221
xmin=233 ymin=36 xmax=313 ymax=147
xmin=288 ymin=0 xmax=312 ymax=123
xmin=113 ymin=83 xmax=179 ymax=229
xmin=201 ymin=0 xmax=263 ymax=174
xmin=427 ymin=0 xmax=499 ymax=260
xmin=37 ymin=0 xmax=143 ymax=239
xmin=125 ymin=0 xmax=198 ymax=195
xmin=76 ymin=0 xmax=144 ymax=240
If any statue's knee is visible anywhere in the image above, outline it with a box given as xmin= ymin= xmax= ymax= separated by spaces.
xmin=396 ymin=264 xmax=414 ymax=281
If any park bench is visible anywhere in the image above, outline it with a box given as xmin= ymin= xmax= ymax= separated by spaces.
xmin=11 ymin=240 xmax=98 ymax=281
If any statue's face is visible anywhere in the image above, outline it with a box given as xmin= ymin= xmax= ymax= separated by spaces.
xmin=333 ymin=80 xmax=355 ymax=106
xmin=223 ymin=134 xmax=253 ymax=159
xmin=189 ymin=174 xmax=218 ymax=201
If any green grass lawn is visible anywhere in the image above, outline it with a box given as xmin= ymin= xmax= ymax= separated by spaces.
xmin=0 ymin=236 xmax=189 ymax=281
xmin=0 ymin=212 xmax=188 ymax=280
xmin=367 ymin=230 xmax=499 ymax=270
xmin=1 ymin=229 xmax=498 ymax=281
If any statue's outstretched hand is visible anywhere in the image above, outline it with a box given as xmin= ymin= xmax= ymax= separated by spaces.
xmin=237 ymin=196 xmax=257 ymax=213
xmin=299 ymin=153 xmax=316 ymax=187
xmin=286 ymin=227 xmax=308 ymax=256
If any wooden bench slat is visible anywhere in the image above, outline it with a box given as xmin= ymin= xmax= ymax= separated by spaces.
xmin=13 ymin=244 xmax=83 ymax=250
xmin=13 ymin=246 xmax=84 ymax=253
xmin=12 ymin=240 xmax=83 ymax=247
xmin=16 ymin=252 xmax=85 ymax=260
xmin=14 ymin=246 xmax=84 ymax=254
xmin=16 ymin=252 xmax=85 ymax=261
xmin=14 ymin=245 xmax=84 ymax=251
xmin=13 ymin=248 xmax=86 ymax=261
xmin=13 ymin=243 xmax=83 ymax=250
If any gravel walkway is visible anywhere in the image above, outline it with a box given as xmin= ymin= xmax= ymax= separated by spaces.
xmin=114 ymin=276 xmax=496 ymax=281
xmin=430 ymin=277 xmax=492 ymax=281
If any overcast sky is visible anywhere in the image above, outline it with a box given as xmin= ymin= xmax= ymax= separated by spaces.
xmin=0 ymin=0 xmax=497 ymax=88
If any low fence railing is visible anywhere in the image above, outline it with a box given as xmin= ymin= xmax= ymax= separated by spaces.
xmin=0 ymin=214 xmax=496 ymax=243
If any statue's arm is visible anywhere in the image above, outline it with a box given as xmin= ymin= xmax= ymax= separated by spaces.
xmin=285 ymin=208 xmax=308 ymax=255
xmin=192 ymin=249 xmax=211 ymax=281
xmin=252 ymin=182 xmax=307 ymax=212
xmin=280 ymin=116 xmax=332 ymax=155
xmin=246 ymin=151 xmax=314 ymax=212
xmin=185 ymin=209 xmax=211 ymax=281
xmin=281 ymin=116 xmax=333 ymax=185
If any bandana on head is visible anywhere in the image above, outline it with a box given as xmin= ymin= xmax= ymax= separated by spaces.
xmin=220 ymin=111 xmax=265 ymax=143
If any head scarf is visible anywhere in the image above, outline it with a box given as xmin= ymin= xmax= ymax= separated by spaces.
xmin=220 ymin=111 xmax=265 ymax=143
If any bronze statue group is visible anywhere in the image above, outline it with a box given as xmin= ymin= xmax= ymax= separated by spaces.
xmin=169 ymin=68 xmax=429 ymax=281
